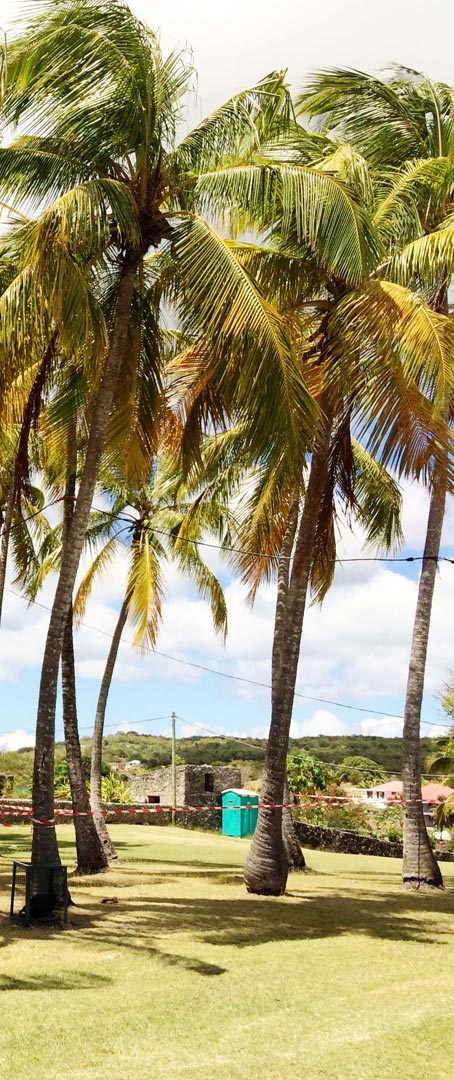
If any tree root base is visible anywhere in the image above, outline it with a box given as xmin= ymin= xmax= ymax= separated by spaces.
xmin=402 ymin=877 xmax=444 ymax=891
xmin=74 ymin=865 xmax=109 ymax=876
xmin=246 ymin=886 xmax=286 ymax=896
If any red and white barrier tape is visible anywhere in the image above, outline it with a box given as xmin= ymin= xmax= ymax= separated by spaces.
xmin=0 ymin=791 xmax=443 ymax=828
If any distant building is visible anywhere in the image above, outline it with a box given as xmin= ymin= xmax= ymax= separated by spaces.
xmin=110 ymin=760 xmax=141 ymax=773
xmin=360 ymin=780 xmax=454 ymax=827
xmin=421 ymin=783 xmax=454 ymax=828
xmin=361 ymin=780 xmax=403 ymax=806
xmin=130 ymin=764 xmax=241 ymax=806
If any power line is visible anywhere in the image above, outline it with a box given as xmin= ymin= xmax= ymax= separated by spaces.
xmin=76 ymin=714 xmax=172 ymax=735
xmin=90 ymin=505 xmax=454 ymax=566
xmin=3 ymin=495 xmax=453 ymax=585
xmin=1 ymin=496 xmax=64 ymax=533
xmin=175 ymin=714 xmax=452 ymax=768
xmin=4 ymin=584 xmax=452 ymax=729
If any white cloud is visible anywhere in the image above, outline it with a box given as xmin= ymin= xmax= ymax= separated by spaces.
xmin=360 ymin=715 xmax=403 ymax=738
xmin=0 ymin=729 xmax=35 ymax=751
xmin=291 ymin=709 xmax=351 ymax=737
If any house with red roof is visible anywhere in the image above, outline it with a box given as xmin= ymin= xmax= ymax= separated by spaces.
xmin=360 ymin=780 xmax=454 ymax=826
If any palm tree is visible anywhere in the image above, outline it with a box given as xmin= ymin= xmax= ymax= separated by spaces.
xmin=71 ymin=455 xmax=231 ymax=860
xmin=184 ymin=371 xmax=405 ymax=895
xmin=187 ymin=129 xmax=454 ymax=892
xmin=300 ymin=66 xmax=454 ymax=887
xmin=0 ymin=1 xmax=314 ymax=864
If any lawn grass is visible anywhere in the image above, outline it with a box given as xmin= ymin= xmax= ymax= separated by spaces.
xmin=1 ymin=824 xmax=454 ymax=1080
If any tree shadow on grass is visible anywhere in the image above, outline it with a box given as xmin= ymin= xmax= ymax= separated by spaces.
xmin=0 ymin=971 xmax=112 ymax=991
xmin=61 ymin=882 xmax=454 ymax=960
xmin=0 ymin=905 xmax=228 ymax=977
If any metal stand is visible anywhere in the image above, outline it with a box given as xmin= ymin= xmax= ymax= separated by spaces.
xmin=10 ymin=861 xmax=68 ymax=925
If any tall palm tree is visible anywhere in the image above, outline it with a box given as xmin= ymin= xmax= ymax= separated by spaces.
xmin=185 ymin=128 xmax=454 ymax=892
xmin=0 ymin=0 xmax=314 ymax=864
xmin=72 ymin=455 xmax=231 ymax=860
xmin=300 ymin=66 xmax=454 ymax=886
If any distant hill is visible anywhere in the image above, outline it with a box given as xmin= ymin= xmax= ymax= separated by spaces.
xmin=0 ymin=732 xmax=437 ymax=795
xmin=77 ymin=731 xmax=432 ymax=776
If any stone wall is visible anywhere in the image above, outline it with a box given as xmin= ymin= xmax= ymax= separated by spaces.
xmin=294 ymin=820 xmax=454 ymax=861
xmin=3 ymin=798 xmax=452 ymax=853
xmin=0 ymin=797 xmax=222 ymax=831
xmin=130 ymin=764 xmax=241 ymax=806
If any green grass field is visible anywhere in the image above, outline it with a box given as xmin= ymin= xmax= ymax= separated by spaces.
xmin=1 ymin=825 xmax=454 ymax=1080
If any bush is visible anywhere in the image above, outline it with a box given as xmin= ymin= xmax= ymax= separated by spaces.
xmin=387 ymin=827 xmax=403 ymax=843
xmin=287 ymin=751 xmax=330 ymax=795
xmin=295 ymin=798 xmax=404 ymax=841
xmin=369 ymin=804 xmax=404 ymax=841
xmin=337 ymin=755 xmax=387 ymax=787
xmin=295 ymin=800 xmax=370 ymax=834
xmin=101 ymin=774 xmax=131 ymax=803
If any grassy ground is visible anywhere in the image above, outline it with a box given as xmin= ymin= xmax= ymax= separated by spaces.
xmin=1 ymin=825 xmax=454 ymax=1080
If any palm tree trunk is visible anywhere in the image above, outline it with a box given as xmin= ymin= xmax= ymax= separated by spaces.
xmin=90 ymin=598 xmax=129 ymax=861
xmin=244 ymin=414 xmax=333 ymax=894
xmin=282 ymin=777 xmax=306 ymax=870
xmin=402 ymin=462 xmax=445 ymax=888
xmin=277 ymin=504 xmax=306 ymax=872
xmin=60 ymin=470 xmax=109 ymax=874
xmin=0 ymin=474 xmax=15 ymax=625
xmin=31 ymin=252 xmax=138 ymax=865
xmin=62 ymin=605 xmax=109 ymax=873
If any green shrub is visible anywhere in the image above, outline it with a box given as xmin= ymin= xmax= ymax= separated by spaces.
xmin=387 ymin=827 xmax=403 ymax=843
xmin=287 ymin=751 xmax=330 ymax=795
xmin=101 ymin=774 xmax=131 ymax=803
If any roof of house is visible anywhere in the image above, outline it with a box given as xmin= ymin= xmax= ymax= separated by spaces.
xmin=366 ymin=780 xmax=454 ymax=802
xmin=421 ymin=783 xmax=454 ymax=803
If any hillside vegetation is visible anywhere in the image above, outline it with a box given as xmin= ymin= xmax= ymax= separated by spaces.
xmin=0 ymin=734 xmax=435 ymax=797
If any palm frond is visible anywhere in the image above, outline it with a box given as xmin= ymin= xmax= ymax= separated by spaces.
xmin=389 ymin=215 xmax=454 ymax=286
xmin=124 ymin=532 xmax=163 ymax=649
xmin=350 ymin=439 xmax=403 ymax=551
xmin=194 ymin=163 xmax=378 ymax=283
xmin=173 ymin=70 xmax=292 ymax=176
xmin=168 ymin=215 xmax=316 ymax=461
xmin=373 ymin=158 xmax=453 ymax=248
xmin=297 ymin=68 xmax=428 ymax=164
xmin=330 ymin=280 xmax=454 ymax=475
xmin=73 ymin=534 xmax=121 ymax=625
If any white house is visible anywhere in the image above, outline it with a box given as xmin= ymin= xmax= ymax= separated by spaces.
xmin=360 ymin=781 xmax=454 ymax=822
xmin=361 ymin=780 xmax=403 ymax=806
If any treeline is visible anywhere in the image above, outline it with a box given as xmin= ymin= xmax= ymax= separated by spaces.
xmin=92 ymin=732 xmax=431 ymax=774
xmin=0 ymin=733 xmax=435 ymax=796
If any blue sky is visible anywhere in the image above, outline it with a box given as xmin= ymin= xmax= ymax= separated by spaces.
xmin=1 ymin=0 xmax=454 ymax=751
xmin=2 ymin=480 xmax=454 ymax=750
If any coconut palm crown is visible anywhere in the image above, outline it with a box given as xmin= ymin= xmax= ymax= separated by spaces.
xmin=0 ymin=0 xmax=319 ymax=864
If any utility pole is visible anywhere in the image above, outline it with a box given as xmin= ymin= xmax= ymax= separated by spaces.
xmin=171 ymin=711 xmax=177 ymax=827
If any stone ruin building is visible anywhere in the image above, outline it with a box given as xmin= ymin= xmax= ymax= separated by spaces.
xmin=130 ymin=763 xmax=241 ymax=807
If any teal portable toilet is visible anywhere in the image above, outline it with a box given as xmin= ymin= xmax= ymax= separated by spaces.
xmin=222 ymin=789 xmax=259 ymax=838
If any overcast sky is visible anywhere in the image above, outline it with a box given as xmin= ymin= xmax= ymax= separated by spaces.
xmin=1 ymin=0 xmax=454 ymax=755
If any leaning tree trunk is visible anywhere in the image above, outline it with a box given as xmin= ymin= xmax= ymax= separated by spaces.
xmin=31 ymin=252 xmax=138 ymax=865
xmin=0 ymin=474 xmax=15 ymax=625
xmin=402 ymin=461 xmax=445 ymax=889
xmin=90 ymin=598 xmax=129 ymax=861
xmin=62 ymin=605 xmax=109 ymax=873
xmin=282 ymin=777 xmax=306 ymax=871
xmin=244 ymin=413 xmax=333 ymax=895
xmin=60 ymin=470 xmax=109 ymax=873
